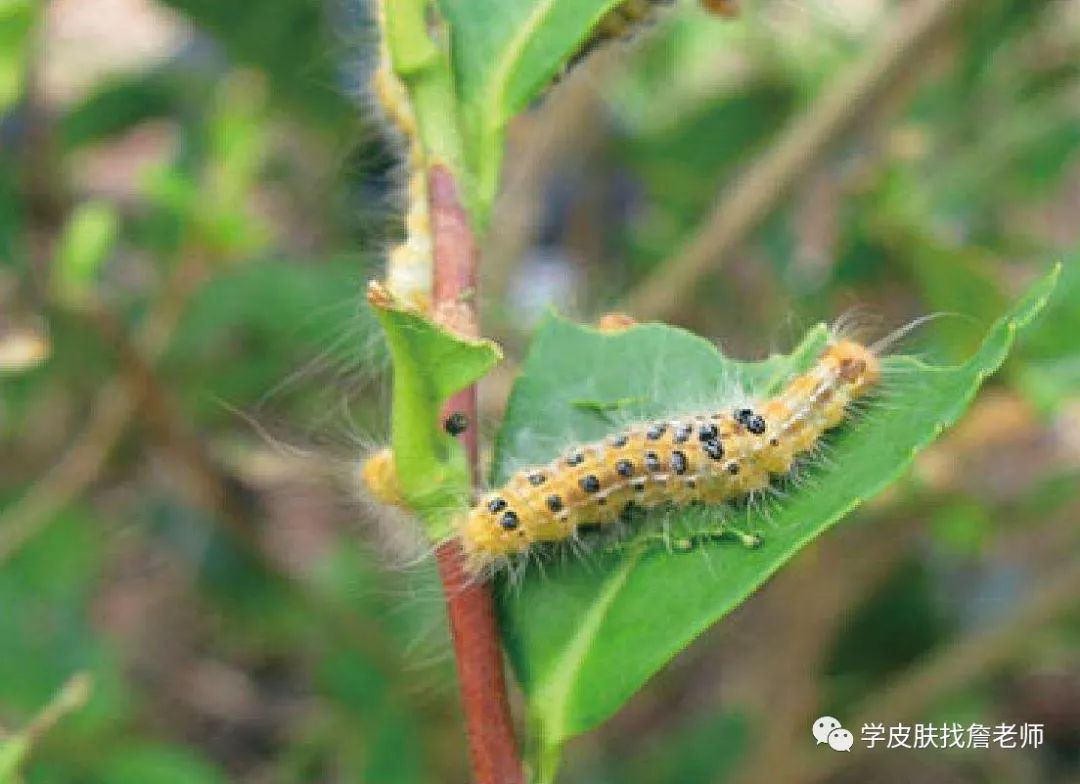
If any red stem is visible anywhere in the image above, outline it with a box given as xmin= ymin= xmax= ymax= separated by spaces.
xmin=430 ymin=164 xmax=524 ymax=784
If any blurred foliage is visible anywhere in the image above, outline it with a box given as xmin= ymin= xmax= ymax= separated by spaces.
xmin=1 ymin=0 xmax=1079 ymax=782
xmin=0 ymin=0 xmax=34 ymax=113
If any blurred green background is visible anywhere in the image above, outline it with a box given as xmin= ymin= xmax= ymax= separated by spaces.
xmin=2 ymin=0 xmax=1079 ymax=781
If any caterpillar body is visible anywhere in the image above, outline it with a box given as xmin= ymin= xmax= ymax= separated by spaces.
xmin=459 ymin=338 xmax=881 ymax=573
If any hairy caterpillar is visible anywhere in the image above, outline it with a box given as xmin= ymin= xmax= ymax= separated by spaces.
xmin=458 ymin=337 xmax=880 ymax=573
xmin=372 ymin=0 xmax=433 ymax=312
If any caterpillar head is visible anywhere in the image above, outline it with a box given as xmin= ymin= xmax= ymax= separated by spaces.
xmin=459 ymin=494 xmax=527 ymax=567
xmin=824 ymin=339 xmax=881 ymax=397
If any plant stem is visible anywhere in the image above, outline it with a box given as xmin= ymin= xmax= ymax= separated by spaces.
xmin=429 ymin=163 xmax=525 ymax=784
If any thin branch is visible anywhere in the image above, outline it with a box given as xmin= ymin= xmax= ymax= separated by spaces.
xmin=429 ymin=163 xmax=525 ymax=784
xmin=0 ymin=259 xmax=205 ymax=564
xmin=619 ymin=0 xmax=973 ymax=322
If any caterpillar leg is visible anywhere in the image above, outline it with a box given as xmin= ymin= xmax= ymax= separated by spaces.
xmin=706 ymin=524 xmax=763 ymax=550
xmin=620 ymin=524 xmax=762 ymax=555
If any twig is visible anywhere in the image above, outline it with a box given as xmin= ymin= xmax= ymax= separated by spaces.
xmin=619 ymin=0 xmax=972 ymax=322
xmin=0 ymin=260 xmax=205 ymax=564
xmin=24 ymin=673 xmax=93 ymax=741
xmin=429 ymin=164 xmax=525 ymax=784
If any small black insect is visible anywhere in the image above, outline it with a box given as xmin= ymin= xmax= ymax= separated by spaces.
xmin=487 ymin=497 xmax=507 ymax=514
xmin=615 ymin=459 xmax=634 ymax=478
xmin=546 ymin=495 xmax=564 ymax=513
xmin=610 ymin=433 xmax=629 ymax=448
xmin=566 ymin=451 xmax=585 ymax=467
xmin=500 ymin=511 xmax=519 ymax=530
xmin=443 ymin=411 xmax=470 ymax=436
xmin=698 ymin=423 xmax=719 ymax=441
xmin=580 ymin=474 xmax=601 ymax=494
xmin=670 ymin=450 xmax=688 ymax=475
xmin=672 ymin=423 xmax=693 ymax=444
xmin=644 ymin=451 xmax=661 ymax=472
xmin=528 ymin=472 xmax=546 ymax=486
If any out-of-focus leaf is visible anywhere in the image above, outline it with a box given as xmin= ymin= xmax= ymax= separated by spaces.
xmin=929 ymin=498 xmax=993 ymax=558
xmin=0 ymin=0 xmax=34 ymax=113
xmin=0 ymin=734 xmax=30 ymax=784
xmin=0 ymin=509 xmax=131 ymax=737
xmin=59 ymin=72 xmax=187 ymax=149
xmin=51 ymin=202 xmax=120 ymax=306
xmin=317 ymin=646 xmax=435 ymax=784
xmin=97 ymin=744 xmax=228 ymax=784
xmin=156 ymin=0 xmax=353 ymax=127
xmin=495 ymin=268 xmax=1056 ymax=768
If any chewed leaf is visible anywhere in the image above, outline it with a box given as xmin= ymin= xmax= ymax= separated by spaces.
xmin=494 ymin=267 xmax=1058 ymax=761
xmin=371 ymin=287 xmax=502 ymax=539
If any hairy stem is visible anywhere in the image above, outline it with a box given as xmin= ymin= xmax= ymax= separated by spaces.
xmin=429 ymin=164 xmax=525 ymax=783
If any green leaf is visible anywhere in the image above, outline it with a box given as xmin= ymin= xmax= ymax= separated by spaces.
xmin=1014 ymin=256 xmax=1080 ymax=410
xmin=156 ymin=0 xmax=353 ymax=127
xmin=373 ymin=294 xmax=502 ymax=538
xmin=0 ymin=0 xmax=34 ymax=114
xmin=436 ymin=0 xmax=626 ymax=217
xmin=97 ymin=743 xmax=228 ymax=784
xmin=0 ymin=734 xmax=30 ymax=784
xmin=494 ymin=266 xmax=1058 ymax=769
xmin=51 ymin=202 xmax=120 ymax=306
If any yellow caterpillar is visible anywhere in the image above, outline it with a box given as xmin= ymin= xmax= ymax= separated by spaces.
xmin=458 ymin=338 xmax=880 ymax=572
